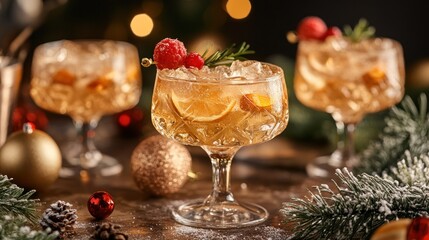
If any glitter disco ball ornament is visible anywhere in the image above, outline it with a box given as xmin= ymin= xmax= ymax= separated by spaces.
xmin=130 ymin=135 xmax=192 ymax=196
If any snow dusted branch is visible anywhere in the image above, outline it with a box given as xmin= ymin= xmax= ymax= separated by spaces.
xmin=281 ymin=167 xmax=429 ymax=239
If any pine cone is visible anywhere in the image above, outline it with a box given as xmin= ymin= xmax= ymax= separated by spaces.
xmin=40 ymin=200 xmax=78 ymax=237
xmin=90 ymin=223 xmax=128 ymax=240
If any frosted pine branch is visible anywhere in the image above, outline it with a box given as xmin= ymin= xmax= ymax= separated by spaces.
xmin=0 ymin=175 xmax=39 ymax=223
xmin=0 ymin=215 xmax=58 ymax=240
xmin=281 ymin=95 xmax=429 ymax=239
xmin=358 ymin=94 xmax=429 ymax=175
xmin=281 ymin=167 xmax=429 ymax=239
xmin=386 ymin=152 xmax=429 ymax=186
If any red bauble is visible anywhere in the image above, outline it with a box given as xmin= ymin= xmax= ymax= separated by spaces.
xmin=116 ymin=107 xmax=145 ymax=137
xmin=12 ymin=104 xmax=48 ymax=131
xmin=408 ymin=217 xmax=429 ymax=240
xmin=87 ymin=191 xmax=115 ymax=220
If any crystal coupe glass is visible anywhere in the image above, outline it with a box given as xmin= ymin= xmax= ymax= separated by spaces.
xmin=151 ymin=61 xmax=289 ymax=228
xmin=294 ymin=37 xmax=405 ymax=177
xmin=30 ymin=40 xmax=142 ymax=177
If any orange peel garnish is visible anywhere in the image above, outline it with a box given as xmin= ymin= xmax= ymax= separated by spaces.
xmin=240 ymin=94 xmax=272 ymax=112
xmin=52 ymin=69 xmax=75 ymax=86
xmin=363 ymin=67 xmax=386 ymax=87
xmin=87 ymin=76 xmax=113 ymax=91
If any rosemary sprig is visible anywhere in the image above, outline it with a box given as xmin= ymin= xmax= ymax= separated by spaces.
xmin=343 ymin=18 xmax=376 ymax=42
xmin=203 ymin=42 xmax=255 ymax=67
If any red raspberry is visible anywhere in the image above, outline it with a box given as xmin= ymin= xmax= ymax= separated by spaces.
xmin=297 ymin=16 xmax=327 ymax=41
xmin=185 ymin=52 xmax=204 ymax=69
xmin=153 ymin=38 xmax=187 ymax=69
xmin=323 ymin=26 xmax=342 ymax=40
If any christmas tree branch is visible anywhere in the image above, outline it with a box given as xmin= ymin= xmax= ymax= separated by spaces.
xmin=0 ymin=215 xmax=58 ymax=240
xmin=357 ymin=94 xmax=429 ymax=175
xmin=281 ymin=94 xmax=429 ymax=239
xmin=0 ymin=175 xmax=39 ymax=223
xmin=281 ymin=167 xmax=429 ymax=239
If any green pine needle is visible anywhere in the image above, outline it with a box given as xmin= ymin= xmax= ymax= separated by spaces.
xmin=281 ymin=94 xmax=429 ymax=239
xmin=0 ymin=215 xmax=58 ymax=240
xmin=0 ymin=175 xmax=40 ymax=223
xmin=343 ymin=18 xmax=376 ymax=42
xmin=203 ymin=42 xmax=255 ymax=67
xmin=281 ymin=166 xmax=429 ymax=239
xmin=357 ymin=94 xmax=429 ymax=175
xmin=0 ymin=175 xmax=59 ymax=239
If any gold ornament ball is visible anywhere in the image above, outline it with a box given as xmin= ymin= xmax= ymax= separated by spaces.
xmin=0 ymin=123 xmax=62 ymax=191
xmin=371 ymin=218 xmax=412 ymax=240
xmin=131 ymin=135 xmax=192 ymax=196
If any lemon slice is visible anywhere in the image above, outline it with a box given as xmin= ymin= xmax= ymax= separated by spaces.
xmin=171 ymin=92 xmax=235 ymax=122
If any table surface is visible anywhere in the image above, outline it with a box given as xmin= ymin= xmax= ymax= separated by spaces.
xmin=37 ymin=117 xmax=331 ymax=240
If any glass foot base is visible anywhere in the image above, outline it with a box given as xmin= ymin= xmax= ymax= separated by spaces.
xmin=172 ymin=199 xmax=268 ymax=229
xmin=306 ymin=156 xmax=338 ymax=178
xmin=59 ymin=154 xmax=122 ymax=178
xmin=306 ymin=153 xmax=359 ymax=178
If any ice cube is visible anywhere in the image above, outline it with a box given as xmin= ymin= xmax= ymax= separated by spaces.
xmin=228 ymin=60 xmax=267 ymax=79
xmin=160 ymin=66 xmax=197 ymax=80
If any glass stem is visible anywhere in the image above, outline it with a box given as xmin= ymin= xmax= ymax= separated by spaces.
xmin=343 ymin=123 xmax=357 ymax=167
xmin=332 ymin=120 xmax=357 ymax=168
xmin=202 ymin=146 xmax=240 ymax=205
xmin=74 ymin=120 xmax=101 ymax=169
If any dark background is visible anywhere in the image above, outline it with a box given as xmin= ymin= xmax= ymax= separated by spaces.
xmin=24 ymin=0 xmax=429 ymax=68
xmin=2 ymin=0 xmax=429 ymax=145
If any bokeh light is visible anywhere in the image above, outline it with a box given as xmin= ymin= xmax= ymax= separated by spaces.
xmin=189 ymin=34 xmax=224 ymax=57
xmin=130 ymin=13 xmax=154 ymax=37
xmin=225 ymin=0 xmax=252 ymax=20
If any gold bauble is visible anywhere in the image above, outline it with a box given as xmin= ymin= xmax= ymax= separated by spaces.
xmin=371 ymin=218 xmax=412 ymax=240
xmin=131 ymin=135 xmax=192 ymax=196
xmin=0 ymin=123 xmax=62 ymax=191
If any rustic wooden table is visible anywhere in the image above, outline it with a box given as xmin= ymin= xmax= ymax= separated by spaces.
xmin=38 ymin=117 xmax=330 ymax=240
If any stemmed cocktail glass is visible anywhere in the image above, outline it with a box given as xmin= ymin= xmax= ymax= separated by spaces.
xmin=151 ymin=61 xmax=289 ymax=228
xmin=30 ymin=40 xmax=142 ymax=177
xmin=294 ymin=37 xmax=405 ymax=177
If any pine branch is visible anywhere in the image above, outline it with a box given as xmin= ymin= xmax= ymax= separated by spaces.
xmin=357 ymin=94 xmax=429 ymax=175
xmin=0 ymin=175 xmax=40 ymax=223
xmin=0 ymin=215 xmax=58 ymax=240
xmin=281 ymin=94 xmax=429 ymax=239
xmin=384 ymin=151 xmax=429 ymax=186
xmin=203 ymin=42 xmax=255 ymax=67
xmin=281 ymin=167 xmax=429 ymax=239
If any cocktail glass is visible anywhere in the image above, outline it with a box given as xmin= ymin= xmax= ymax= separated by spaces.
xmin=30 ymin=40 xmax=142 ymax=177
xmin=294 ymin=37 xmax=405 ymax=177
xmin=151 ymin=61 xmax=289 ymax=228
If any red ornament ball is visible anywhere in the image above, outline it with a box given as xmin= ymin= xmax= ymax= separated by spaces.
xmin=12 ymin=104 xmax=48 ymax=131
xmin=116 ymin=107 xmax=145 ymax=137
xmin=87 ymin=191 xmax=115 ymax=220
xmin=408 ymin=217 xmax=429 ymax=240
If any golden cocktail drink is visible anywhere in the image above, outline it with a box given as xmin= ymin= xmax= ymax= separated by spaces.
xmin=294 ymin=37 xmax=404 ymax=177
xmin=152 ymin=60 xmax=289 ymax=228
